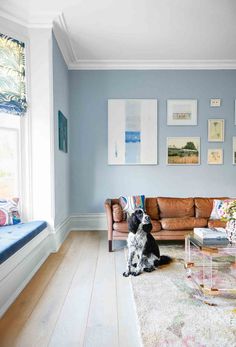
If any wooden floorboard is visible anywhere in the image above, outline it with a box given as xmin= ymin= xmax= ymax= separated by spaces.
xmin=48 ymin=231 xmax=100 ymax=347
xmin=115 ymin=250 xmax=141 ymax=347
xmin=84 ymin=232 xmax=119 ymax=347
xmin=0 ymin=231 xmax=141 ymax=347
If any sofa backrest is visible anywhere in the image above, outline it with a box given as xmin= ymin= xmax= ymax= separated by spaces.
xmin=194 ymin=197 xmax=228 ymax=218
xmin=110 ymin=196 xmax=230 ymax=221
xmin=145 ymin=198 xmax=159 ymax=220
xmin=157 ymin=197 xmax=194 ymax=218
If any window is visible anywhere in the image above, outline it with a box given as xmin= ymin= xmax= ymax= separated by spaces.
xmin=0 ymin=114 xmax=21 ymax=199
xmin=0 ymin=32 xmax=27 ymax=216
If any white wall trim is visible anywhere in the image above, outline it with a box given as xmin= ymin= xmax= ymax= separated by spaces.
xmin=53 ymin=13 xmax=77 ymax=67
xmin=0 ymin=8 xmax=58 ymax=29
xmin=51 ymin=216 xmax=71 ymax=252
xmin=28 ymin=12 xmax=60 ymax=28
xmin=0 ymin=9 xmax=28 ymax=28
xmin=68 ymin=59 xmax=236 ymax=70
xmin=1 ymin=8 xmax=236 ymax=71
xmin=70 ymin=213 xmax=107 ymax=230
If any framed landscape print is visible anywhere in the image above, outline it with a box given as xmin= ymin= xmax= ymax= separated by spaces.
xmin=208 ymin=119 xmax=224 ymax=142
xmin=233 ymin=137 xmax=236 ymax=165
xmin=108 ymin=99 xmax=157 ymax=165
xmin=167 ymin=99 xmax=197 ymax=125
xmin=58 ymin=110 xmax=68 ymax=153
xmin=167 ymin=137 xmax=200 ymax=165
xmin=208 ymin=149 xmax=223 ymax=165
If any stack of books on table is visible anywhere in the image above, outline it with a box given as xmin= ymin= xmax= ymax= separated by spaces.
xmin=193 ymin=228 xmax=229 ymax=245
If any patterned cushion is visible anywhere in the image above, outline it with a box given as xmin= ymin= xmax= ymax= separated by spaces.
xmin=0 ymin=198 xmax=21 ymax=226
xmin=210 ymin=200 xmax=224 ymax=220
xmin=119 ymin=195 xmax=145 ymax=216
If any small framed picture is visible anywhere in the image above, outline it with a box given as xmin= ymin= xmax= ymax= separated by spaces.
xmin=167 ymin=137 xmax=200 ymax=165
xmin=58 ymin=110 xmax=68 ymax=153
xmin=233 ymin=137 xmax=236 ymax=165
xmin=210 ymin=98 xmax=221 ymax=107
xmin=167 ymin=99 xmax=197 ymax=125
xmin=207 ymin=149 xmax=223 ymax=165
xmin=208 ymin=119 xmax=224 ymax=142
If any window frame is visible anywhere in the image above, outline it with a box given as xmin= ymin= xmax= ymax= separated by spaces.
xmin=0 ymin=116 xmax=21 ymax=202
xmin=0 ymin=27 xmax=31 ymax=221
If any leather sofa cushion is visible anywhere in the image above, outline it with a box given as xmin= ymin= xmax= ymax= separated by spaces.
xmin=112 ymin=204 xmax=124 ymax=222
xmin=157 ymin=197 xmax=194 ymax=218
xmin=160 ymin=217 xmax=208 ymax=230
xmin=113 ymin=220 xmax=162 ymax=233
xmin=145 ymin=198 xmax=159 ymax=220
xmin=208 ymin=219 xmax=227 ymax=228
xmin=194 ymin=197 xmax=228 ymax=218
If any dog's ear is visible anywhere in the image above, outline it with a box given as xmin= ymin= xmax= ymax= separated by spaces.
xmin=128 ymin=214 xmax=139 ymax=233
xmin=142 ymin=223 xmax=152 ymax=233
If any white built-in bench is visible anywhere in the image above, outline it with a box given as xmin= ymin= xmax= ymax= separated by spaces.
xmin=0 ymin=221 xmax=49 ymax=317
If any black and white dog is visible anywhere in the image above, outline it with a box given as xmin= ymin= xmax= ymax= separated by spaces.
xmin=123 ymin=209 xmax=172 ymax=277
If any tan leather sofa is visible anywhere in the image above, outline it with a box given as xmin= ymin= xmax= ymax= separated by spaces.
xmin=104 ymin=197 xmax=227 ymax=252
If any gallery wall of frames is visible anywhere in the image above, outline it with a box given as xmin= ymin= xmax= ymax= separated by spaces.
xmin=108 ymin=98 xmax=236 ymax=166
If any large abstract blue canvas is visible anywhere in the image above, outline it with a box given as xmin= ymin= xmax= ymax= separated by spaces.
xmin=108 ymin=99 xmax=157 ymax=165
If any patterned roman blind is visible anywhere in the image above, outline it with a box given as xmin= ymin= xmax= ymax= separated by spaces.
xmin=0 ymin=33 xmax=27 ymax=116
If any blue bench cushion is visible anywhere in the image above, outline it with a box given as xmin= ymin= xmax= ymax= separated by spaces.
xmin=0 ymin=221 xmax=47 ymax=264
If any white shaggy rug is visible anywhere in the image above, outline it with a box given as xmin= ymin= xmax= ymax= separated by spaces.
xmin=128 ymin=244 xmax=236 ymax=347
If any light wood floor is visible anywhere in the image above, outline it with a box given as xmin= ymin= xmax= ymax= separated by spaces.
xmin=0 ymin=231 xmax=141 ymax=347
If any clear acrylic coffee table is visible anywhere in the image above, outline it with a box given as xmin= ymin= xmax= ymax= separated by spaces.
xmin=185 ymin=235 xmax=236 ymax=297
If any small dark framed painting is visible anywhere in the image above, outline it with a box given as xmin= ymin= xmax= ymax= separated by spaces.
xmin=58 ymin=110 xmax=68 ymax=153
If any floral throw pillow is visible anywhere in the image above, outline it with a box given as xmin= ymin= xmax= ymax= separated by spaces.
xmin=0 ymin=198 xmax=21 ymax=226
xmin=119 ymin=195 xmax=145 ymax=216
xmin=210 ymin=200 xmax=224 ymax=220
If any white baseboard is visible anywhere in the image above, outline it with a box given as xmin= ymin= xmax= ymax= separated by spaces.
xmin=70 ymin=213 xmax=107 ymax=230
xmin=51 ymin=216 xmax=71 ymax=252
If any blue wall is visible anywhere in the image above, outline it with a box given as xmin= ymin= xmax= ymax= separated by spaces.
xmin=69 ymin=70 xmax=236 ymax=213
xmin=53 ymin=36 xmax=70 ymax=226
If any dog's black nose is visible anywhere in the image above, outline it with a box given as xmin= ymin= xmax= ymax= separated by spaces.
xmin=145 ymin=215 xmax=150 ymax=222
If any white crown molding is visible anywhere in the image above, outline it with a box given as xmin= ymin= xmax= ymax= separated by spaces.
xmin=28 ymin=12 xmax=60 ymax=28
xmin=68 ymin=59 xmax=236 ymax=70
xmin=53 ymin=12 xmax=77 ymax=67
xmin=0 ymin=9 xmax=28 ymax=27
xmin=0 ymin=8 xmax=58 ymax=29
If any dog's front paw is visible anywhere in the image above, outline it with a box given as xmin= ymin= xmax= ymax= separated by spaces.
xmin=143 ymin=266 xmax=155 ymax=272
xmin=131 ymin=271 xmax=141 ymax=276
xmin=123 ymin=271 xmax=130 ymax=277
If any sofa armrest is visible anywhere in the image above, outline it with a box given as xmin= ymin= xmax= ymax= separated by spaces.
xmin=104 ymin=199 xmax=113 ymax=241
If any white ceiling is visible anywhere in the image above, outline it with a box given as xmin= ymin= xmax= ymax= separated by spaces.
xmin=1 ymin=0 xmax=236 ymax=69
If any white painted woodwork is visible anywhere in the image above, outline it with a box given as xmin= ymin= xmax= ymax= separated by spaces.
xmin=1 ymin=1 xmax=236 ymax=68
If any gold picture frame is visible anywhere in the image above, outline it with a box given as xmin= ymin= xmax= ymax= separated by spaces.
xmin=167 ymin=137 xmax=200 ymax=165
xmin=208 ymin=119 xmax=224 ymax=142
xmin=207 ymin=149 xmax=223 ymax=165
